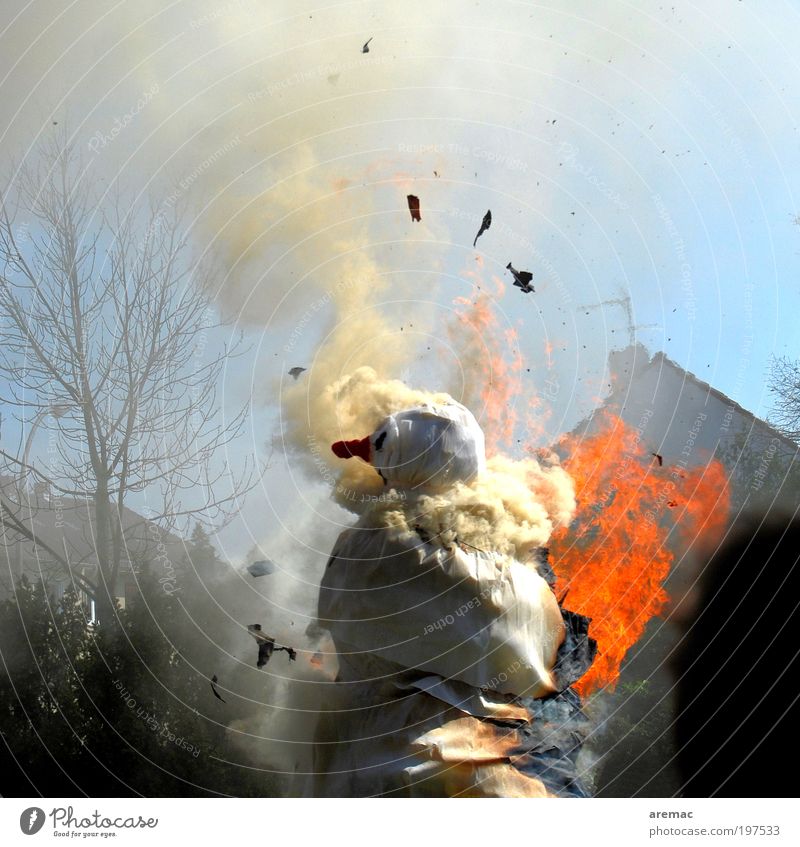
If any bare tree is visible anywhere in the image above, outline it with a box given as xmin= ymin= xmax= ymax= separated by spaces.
xmin=767 ymin=355 xmax=800 ymax=442
xmin=0 ymin=139 xmax=255 ymax=622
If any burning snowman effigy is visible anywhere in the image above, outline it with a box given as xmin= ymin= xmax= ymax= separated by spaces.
xmin=308 ymin=396 xmax=596 ymax=797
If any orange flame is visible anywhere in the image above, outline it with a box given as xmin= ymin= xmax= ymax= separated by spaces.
xmin=550 ymin=412 xmax=730 ymax=695
xmin=446 ymin=286 xmax=731 ymax=696
xmin=450 ymin=276 xmax=522 ymax=453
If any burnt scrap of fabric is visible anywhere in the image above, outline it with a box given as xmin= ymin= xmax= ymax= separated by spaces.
xmin=247 ymin=559 xmax=276 ymax=577
xmin=473 ymin=209 xmax=492 ymax=247
xmin=552 ymin=608 xmax=597 ymax=693
xmin=248 ymin=624 xmax=297 ymax=668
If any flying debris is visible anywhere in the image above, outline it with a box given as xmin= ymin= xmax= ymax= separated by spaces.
xmin=362 ymin=37 xmax=373 ymax=53
xmin=407 ymin=194 xmax=421 ymax=222
xmin=506 ymin=262 xmax=535 ymax=293
xmin=288 ymin=367 xmax=306 ymax=380
xmin=247 ymin=559 xmax=276 ymax=577
xmin=210 ymin=674 xmax=226 ymax=702
xmin=248 ymin=624 xmax=297 ymax=668
xmin=473 ymin=209 xmax=492 ymax=247
xmin=651 ymin=453 xmax=663 ymax=467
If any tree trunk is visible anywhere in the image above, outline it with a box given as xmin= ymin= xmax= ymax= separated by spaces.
xmin=93 ymin=477 xmax=115 ymax=624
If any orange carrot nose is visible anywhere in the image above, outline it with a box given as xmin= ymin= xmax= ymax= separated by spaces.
xmin=331 ymin=436 xmax=372 ymax=463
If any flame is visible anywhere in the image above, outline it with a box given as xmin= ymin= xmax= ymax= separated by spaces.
xmin=549 ymin=411 xmax=730 ymax=695
xmin=450 ymin=275 xmax=523 ymax=453
xmin=523 ymin=340 xmax=558 ymax=447
xmin=447 ymin=283 xmax=731 ymax=697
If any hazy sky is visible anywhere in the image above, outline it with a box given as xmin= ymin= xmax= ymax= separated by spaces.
xmin=3 ymin=0 xmax=800 ymax=561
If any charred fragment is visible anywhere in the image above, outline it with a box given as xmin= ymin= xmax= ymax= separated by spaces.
xmin=473 ymin=209 xmax=492 ymax=247
xmin=506 ymin=262 xmax=534 ymax=293
xmin=551 ymin=608 xmax=597 ymax=692
xmin=531 ymin=546 xmax=556 ymax=587
xmin=288 ymin=366 xmax=306 ymax=380
xmin=407 ymin=194 xmax=421 ymax=222
xmin=210 ymin=674 xmax=226 ymax=702
xmin=247 ymin=624 xmax=297 ymax=669
xmin=414 ymin=524 xmax=432 ymax=544
xmin=247 ymin=559 xmax=276 ymax=577
xmin=511 ymin=689 xmax=593 ymax=797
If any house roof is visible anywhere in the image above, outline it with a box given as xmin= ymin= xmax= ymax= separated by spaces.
xmin=601 ymin=343 xmax=799 ymax=454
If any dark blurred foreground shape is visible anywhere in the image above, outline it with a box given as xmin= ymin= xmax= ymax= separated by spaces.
xmin=674 ymin=512 xmax=800 ymax=797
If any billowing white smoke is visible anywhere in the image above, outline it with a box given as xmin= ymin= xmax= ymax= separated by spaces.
xmin=366 ymin=452 xmax=575 ymax=559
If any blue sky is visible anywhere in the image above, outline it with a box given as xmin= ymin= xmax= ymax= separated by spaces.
xmin=3 ymin=0 xmax=800 ymax=558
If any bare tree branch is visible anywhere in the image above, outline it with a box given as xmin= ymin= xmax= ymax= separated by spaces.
xmin=0 ymin=140 xmax=258 ymax=620
xmin=768 ymin=355 xmax=800 ymax=442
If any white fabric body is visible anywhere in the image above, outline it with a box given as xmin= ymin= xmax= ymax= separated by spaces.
xmin=308 ymin=523 xmax=567 ymax=796
xmin=319 ymin=524 xmax=564 ymax=697
xmin=308 ymin=402 xmax=573 ymax=797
